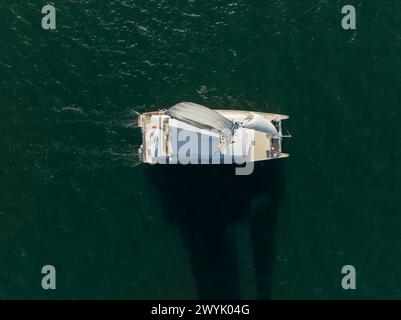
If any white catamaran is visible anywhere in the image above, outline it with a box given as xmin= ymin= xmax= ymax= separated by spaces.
xmin=137 ymin=102 xmax=289 ymax=165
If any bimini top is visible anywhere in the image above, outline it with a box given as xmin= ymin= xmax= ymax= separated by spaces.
xmin=165 ymin=102 xmax=235 ymax=134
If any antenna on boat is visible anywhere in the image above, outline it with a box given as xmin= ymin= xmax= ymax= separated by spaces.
xmin=281 ymin=127 xmax=292 ymax=138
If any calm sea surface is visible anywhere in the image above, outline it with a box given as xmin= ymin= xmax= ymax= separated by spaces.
xmin=1 ymin=0 xmax=401 ymax=299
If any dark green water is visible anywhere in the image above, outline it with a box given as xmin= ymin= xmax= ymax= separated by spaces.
xmin=1 ymin=0 xmax=401 ymax=299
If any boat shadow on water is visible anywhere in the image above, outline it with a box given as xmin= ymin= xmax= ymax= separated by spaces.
xmin=147 ymin=161 xmax=285 ymax=299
